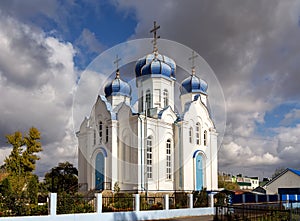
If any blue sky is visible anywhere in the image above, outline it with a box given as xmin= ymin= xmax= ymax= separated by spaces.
xmin=0 ymin=0 xmax=300 ymax=178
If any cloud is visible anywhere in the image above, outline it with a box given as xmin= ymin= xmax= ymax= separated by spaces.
xmin=0 ymin=13 xmax=77 ymax=175
xmin=112 ymin=0 xmax=300 ymax=177
xmin=280 ymin=109 xmax=300 ymax=126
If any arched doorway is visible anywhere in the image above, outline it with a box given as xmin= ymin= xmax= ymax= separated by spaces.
xmin=95 ymin=152 xmax=105 ymax=190
xmin=195 ymin=153 xmax=203 ymax=190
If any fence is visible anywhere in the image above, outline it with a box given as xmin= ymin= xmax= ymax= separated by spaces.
xmin=57 ymin=194 xmax=96 ymax=214
xmin=214 ymin=204 xmax=291 ymax=221
xmin=0 ymin=194 xmax=48 ymax=217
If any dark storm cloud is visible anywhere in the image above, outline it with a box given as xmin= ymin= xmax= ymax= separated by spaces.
xmin=114 ymin=0 xmax=300 ymax=176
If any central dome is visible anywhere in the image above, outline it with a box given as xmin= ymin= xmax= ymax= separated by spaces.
xmin=135 ymin=52 xmax=176 ymax=79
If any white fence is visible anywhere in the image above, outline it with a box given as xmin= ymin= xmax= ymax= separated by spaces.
xmin=0 ymin=193 xmax=215 ymax=221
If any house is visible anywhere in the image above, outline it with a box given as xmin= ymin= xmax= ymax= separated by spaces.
xmin=263 ymin=168 xmax=300 ymax=195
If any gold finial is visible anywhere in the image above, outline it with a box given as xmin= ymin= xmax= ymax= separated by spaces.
xmin=115 ymin=70 xmax=120 ymax=79
xmin=150 ymin=21 xmax=160 ymax=56
xmin=188 ymin=50 xmax=198 ymax=76
xmin=114 ymin=55 xmax=121 ymax=79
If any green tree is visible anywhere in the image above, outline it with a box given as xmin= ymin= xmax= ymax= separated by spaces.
xmin=43 ymin=162 xmax=78 ymax=194
xmin=4 ymin=127 xmax=42 ymax=175
xmin=271 ymin=167 xmax=285 ymax=179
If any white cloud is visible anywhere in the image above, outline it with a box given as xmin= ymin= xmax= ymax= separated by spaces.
xmin=0 ymin=14 xmax=77 ymax=176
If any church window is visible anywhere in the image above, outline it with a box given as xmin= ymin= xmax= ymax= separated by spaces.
xmin=189 ymin=127 xmax=193 ymax=143
xmin=204 ymin=130 xmax=207 ymax=146
xmin=146 ymin=90 xmax=152 ymax=109
xmin=105 ymin=126 xmax=109 ymax=143
xmin=163 ymin=89 xmax=169 ymax=107
xmin=99 ymin=121 xmax=103 ymax=143
xmin=93 ymin=130 xmax=96 ymax=145
xmin=196 ymin=123 xmax=200 ymax=145
xmin=154 ymin=89 xmax=161 ymax=107
xmin=166 ymin=139 xmax=172 ymax=180
xmin=140 ymin=91 xmax=144 ymax=112
xmin=147 ymin=136 xmax=152 ymax=179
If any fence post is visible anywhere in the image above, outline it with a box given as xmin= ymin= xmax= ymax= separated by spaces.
xmin=96 ymin=193 xmax=102 ymax=213
xmin=242 ymin=194 xmax=246 ymax=204
xmin=135 ymin=194 xmax=140 ymax=211
xmin=208 ymin=193 xmax=214 ymax=208
xmin=49 ymin=193 xmax=57 ymax=216
xmin=189 ymin=194 xmax=193 ymax=208
xmin=164 ymin=194 xmax=169 ymax=210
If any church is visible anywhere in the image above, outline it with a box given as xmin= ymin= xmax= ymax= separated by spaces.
xmin=77 ymin=22 xmax=218 ymax=193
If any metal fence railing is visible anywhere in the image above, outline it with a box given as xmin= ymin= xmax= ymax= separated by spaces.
xmin=140 ymin=196 xmax=165 ymax=210
xmin=0 ymin=195 xmax=48 ymax=217
xmin=102 ymin=195 xmax=135 ymax=212
xmin=57 ymin=194 xmax=96 ymax=214
xmin=214 ymin=204 xmax=291 ymax=221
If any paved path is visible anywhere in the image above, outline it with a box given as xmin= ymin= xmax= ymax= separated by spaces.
xmin=146 ymin=215 xmax=214 ymax=221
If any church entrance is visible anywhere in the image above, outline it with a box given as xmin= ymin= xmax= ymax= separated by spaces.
xmin=195 ymin=153 xmax=203 ymax=190
xmin=95 ymin=152 xmax=105 ymax=190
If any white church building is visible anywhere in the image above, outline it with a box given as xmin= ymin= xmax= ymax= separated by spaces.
xmin=77 ymin=23 xmax=218 ymax=193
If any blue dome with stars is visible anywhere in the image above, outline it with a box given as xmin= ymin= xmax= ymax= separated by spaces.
xmin=180 ymin=73 xmax=208 ymax=95
xmin=104 ymin=71 xmax=131 ymax=98
xmin=135 ymin=52 xmax=176 ymax=79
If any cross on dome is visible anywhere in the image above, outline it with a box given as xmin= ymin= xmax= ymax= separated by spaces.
xmin=114 ymin=54 xmax=122 ymax=79
xmin=188 ymin=50 xmax=198 ymax=76
xmin=150 ymin=21 xmax=160 ymax=55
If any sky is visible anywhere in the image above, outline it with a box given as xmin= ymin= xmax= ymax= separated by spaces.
xmin=0 ymin=0 xmax=300 ymax=179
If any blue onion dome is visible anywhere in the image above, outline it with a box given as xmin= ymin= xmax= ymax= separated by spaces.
xmin=104 ymin=70 xmax=131 ymax=97
xmin=135 ymin=52 xmax=176 ymax=79
xmin=180 ymin=70 xmax=208 ymax=95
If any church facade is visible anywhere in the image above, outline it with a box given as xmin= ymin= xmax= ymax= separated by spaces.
xmin=77 ymin=27 xmax=218 ymax=192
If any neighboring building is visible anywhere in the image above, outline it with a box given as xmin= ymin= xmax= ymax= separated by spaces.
xmin=77 ymin=23 xmax=218 ymax=192
xmin=235 ymin=176 xmax=259 ymax=190
xmin=263 ymin=168 xmax=300 ymax=195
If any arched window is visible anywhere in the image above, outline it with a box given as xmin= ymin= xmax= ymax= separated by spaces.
xmin=189 ymin=127 xmax=193 ymax=143
xmin=99 ymin=121 xmax=103 ymax=143
xmin=166 ymin=139 xmax=172 ymax=180
xmin=196 ymin=123 xmax=200 ymax=145
xmin=163 ymin=89 xmax=169 ymax=107
xmin=145 ymin=90 xmax=152 ymax=109
xmin=146 ymin=136 xmax=152 ymax=179
xmin=204 ymin=130 xmax=207 ymax=146
xmin=105 ymin=126 xmax=109 ymax=143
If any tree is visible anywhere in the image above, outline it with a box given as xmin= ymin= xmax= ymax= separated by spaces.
xmin=4 ymin=127 xmax=42 ymax=174
xmin=43 ymin=162 xmax=78 ymax=194
xmin=271 ymin=167 xmax=285 ymax=179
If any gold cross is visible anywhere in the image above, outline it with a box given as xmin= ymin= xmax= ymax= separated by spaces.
xmin=150 ymin=21 xmax=160 ymax=53
xmin=114 ymin=54 xmax=121 ymax=70
xmin=188 ymin=50 xmax=198 ymax=75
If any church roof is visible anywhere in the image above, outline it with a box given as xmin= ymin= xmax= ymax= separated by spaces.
xmin=98 ymin=95 xmax=117 ymax=120
xmin=104 ymin=71 xmax=131 ymax=98
xmin=180 ymin=73 xmax=208 ymax=95
xmin=135 ymin=52 xmax=176 ymax=79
